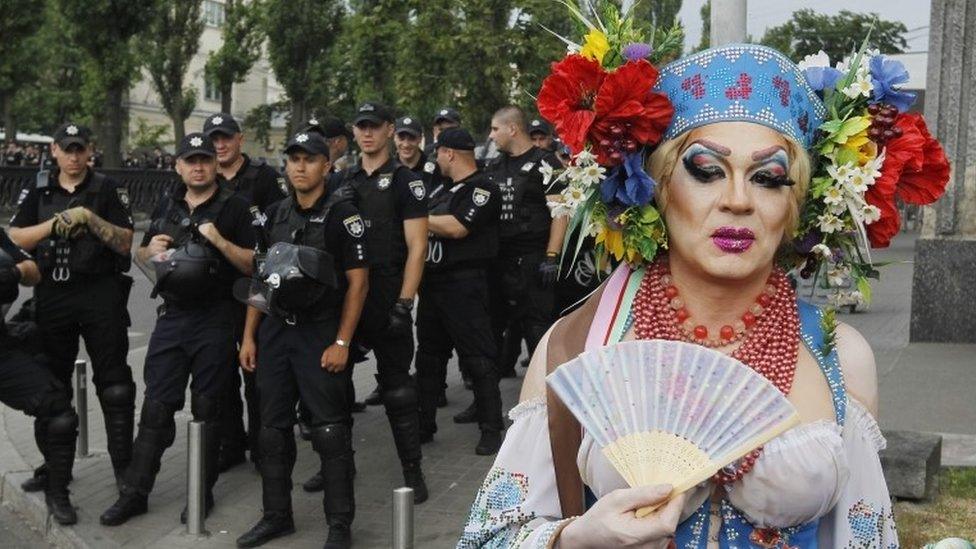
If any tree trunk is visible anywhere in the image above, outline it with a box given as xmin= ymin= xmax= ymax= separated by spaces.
xmin=101 ymin=86 xmax=126 ymax=168
xmin=1 ymin=94 xmax=17 ymax=144
xmin=290 ymin=99 xmax=307 ymax=134
xmin=171 ymin=110 xmax=186 ymax=144
xmin=220 ymin=82 xmax=233 ymax=114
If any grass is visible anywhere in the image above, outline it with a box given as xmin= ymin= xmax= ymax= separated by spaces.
xmin=894 ymin=468 xmax=976 ymax=547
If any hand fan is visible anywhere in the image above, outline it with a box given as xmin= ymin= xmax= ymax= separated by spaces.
xmin=546 ymin=339 xmax=800 ymax=517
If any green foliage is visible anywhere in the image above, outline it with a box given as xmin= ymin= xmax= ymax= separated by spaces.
xmin=0 ymin=0 xmax=46 ymax=134
xmin=263 ymin=0 xmax=344 ymax=128
xmin=759 ymin=9 xmax=908 ymax=61
xmin=142 ymin=0 xmax=205 ymax=142
xmin=205 ymin=0 xmax=265 ymax=113
xmin=130 ymin=117 xmax=171 ymax=149
xmin=819 ymin=307 xmax=837 ymax=356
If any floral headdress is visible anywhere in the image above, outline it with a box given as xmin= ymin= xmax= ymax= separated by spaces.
xmin=539 ymin=4 xmax=950 ymax=306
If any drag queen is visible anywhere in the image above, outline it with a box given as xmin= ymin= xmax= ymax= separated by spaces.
xmin=457 ymin=12 xmax=948 ymax=548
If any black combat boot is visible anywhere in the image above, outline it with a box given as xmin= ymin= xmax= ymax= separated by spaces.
xmin=236 ymin=427 xmax=297 ymax=547
xmin=382 ymin=385 xmax=428 ymax=503
xmin=44 ymin=410 xmax=78 ymax=525
xmin=98 ymin=381 xmax=136 ymax=490
xmin=465 ymin=358 xmax=505 ymax=456
xmin=309 ymin=424 xmax=355 ymax=549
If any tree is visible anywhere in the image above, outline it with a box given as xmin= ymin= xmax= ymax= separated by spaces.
xmin=0 ymin=0 xmax=45 ymax=139
xmin=629 ymin=0 xmax=681 ymax=31
xmin=142 ymin=0 xmax=204 ymax=143
xmin=263 ymin=0 xmax=344 ymax=128
xmin=205 ymin=0 xmax=265 ymax=114
xmin=696 ymin=0 xmax=710 ymax=52
xmin=760 ymin=9 xmax=908 ymax=61
xmin=56 ymin=0 xmax=162 ymax=167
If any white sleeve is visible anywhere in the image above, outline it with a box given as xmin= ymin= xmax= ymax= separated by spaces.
xmin=456 ymin=397 xmax=574 ymax=548
xmin=819 ymin=399 xmax=900 ymax=547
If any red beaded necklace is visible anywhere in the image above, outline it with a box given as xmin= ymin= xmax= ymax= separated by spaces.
xmin=632 ymin=258 xmax=800 ymax=484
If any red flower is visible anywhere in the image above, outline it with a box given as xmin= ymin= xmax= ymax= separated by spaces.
xmin=537 ymin=56 xmax=673 ymax=165
xmin=537 ymin=55 xmax=607 ymax=154
xmin=865 ymin=113 xmax=950 ymax=248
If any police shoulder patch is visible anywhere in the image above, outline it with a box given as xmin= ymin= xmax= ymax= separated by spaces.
xmin=115 ymin=187 xmax=131 ymax=208
xmin=423 ymin=161 xmax=436 ymax=174
xmin=277 ymin=177 xmax=289 ymax=196
xmin=408 ymin=180 xmax=426 ymax=200
xmin=472 ymin=188 xmax=491 ymax=207
xmin=343 ymin=215 xmax=365 ymax=237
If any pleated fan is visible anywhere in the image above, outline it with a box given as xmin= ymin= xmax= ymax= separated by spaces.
xmin=546 ymin=339 xmax=800 ymax=516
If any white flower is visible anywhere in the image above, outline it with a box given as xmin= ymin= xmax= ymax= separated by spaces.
xmin=823 ymin=185 xmax=845 ymax=206
xmin=585 ymin=220 xmax=602 ymax=238
xmin=864 ymin=151 xmax=885 ymax=180
xmin=829 ymin=202 xmax=848 ymax=216
xmin=811 ymin=243 xmax=833 ymax=259
xmin=818 ymin=213 xmax=845 ymax=234
xmin=827 ymin=163 xmax=853 ymax=184
xmin=827 ymin=267 xmax=848 ymax=287
xmin=862 ymin=204 xmax=882 ymax=224
xmin=539 ymin=161 xmax=555 ymax=185
xmin=574 ymin=149 xmax=597 ymax=166
xmin=846 ymin=170 xmax=870 ymax=194
xmin=798 ymin=50 xmax=831 ymax=71
xmin=577 ymin=163 xmax=606 ymax=187
xmin=842 ymin=74 xmax=874 ymax=99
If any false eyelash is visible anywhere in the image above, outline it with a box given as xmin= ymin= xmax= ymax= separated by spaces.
xmin=752 ymin=171 xmax=795 ymax=188
xmin=682 ymin=155 xmax=724 ymax=183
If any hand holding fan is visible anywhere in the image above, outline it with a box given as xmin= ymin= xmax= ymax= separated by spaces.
xmin=546 ymin=339 xmax=800 ymax=517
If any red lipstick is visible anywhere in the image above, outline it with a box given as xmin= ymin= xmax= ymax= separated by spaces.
xmin=711 ymin=226 xmax=755 ymax=253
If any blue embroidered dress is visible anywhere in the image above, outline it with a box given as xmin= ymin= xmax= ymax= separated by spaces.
xmin=457 ymin=266 xmax=898 ymax=548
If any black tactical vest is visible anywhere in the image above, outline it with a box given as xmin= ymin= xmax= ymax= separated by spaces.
xmin=343 ymin=164 xmax=408 ymax=267
xmin=426 ymin=181 xmax=498 ymax=272
xmin=266 ymin=192 xmax=347 ymax=314
xmin=154 ymin=184 xmax=234 ymax=245
xmin=484 ymin=148 xmax=553 ymax=242
xmin=35 ymin=170 xmax=129 ymax=278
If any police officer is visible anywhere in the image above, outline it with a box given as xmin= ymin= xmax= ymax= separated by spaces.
xmin=464 ymin=106 xmax=567 ymax=422
xmin=100 ymin=133 xmax=256 ymax=526
xmin=331 ymin=101 xmax=429 ymax=502
xmin=424 ymin=107 xmax=462 ymax=156
xmin=415 ymin=128 xmax=504 ymax=455
xmin=204 ymin=112 xmax=287 ymax=473
xmin=235 ymin=131 xmax=368 ymax=549
xmin=0 ymin=229 xmax=79 ymax=524
xmin=303 ymin=116 xmax=355 ymax=181
xmin=528 ymin=118 xmax=555 ymax=151
xmin=8 ymin=123 xmax=136 ymax=493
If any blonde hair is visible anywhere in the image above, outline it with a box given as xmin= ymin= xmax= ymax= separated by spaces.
xmin=646 ymin=129 xmax=811 ymax=241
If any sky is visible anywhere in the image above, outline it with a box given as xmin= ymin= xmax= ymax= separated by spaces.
xmin=677 ymin=0 xmax=932 ymax=53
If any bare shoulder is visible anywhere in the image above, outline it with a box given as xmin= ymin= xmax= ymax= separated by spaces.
xmin=835 ymin=321 xmax=879 ymax=417
xmin=519 ymin=323 xmax=557 ymax=402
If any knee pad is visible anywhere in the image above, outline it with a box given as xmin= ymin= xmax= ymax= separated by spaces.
xmin=190 ymin=392 xmax=218 ymax=422
xmin=138 ymin=398 xmax=177 ymax=447
xmin=33 ymin=384 xmax=73 ymax=419
xmin=98 ymin=381 xmax=136 ymax=411
xmin=46 ymin=410 xmax=79 ymax=437
xmin=308 ymin=423 xmax=351 ymax=458
xmin=381 ymin=385 xmax=418 ymax=416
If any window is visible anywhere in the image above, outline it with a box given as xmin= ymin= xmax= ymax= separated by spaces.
xmin=203 ymin=0 xmax=225 ymax=27
xmin=204 ymin=78 xmax=222 ymax=103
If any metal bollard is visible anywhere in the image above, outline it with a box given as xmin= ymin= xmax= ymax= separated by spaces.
xmin=392 ymin=487 xmax=414 ymax=549
xmin=73 ymin=360 xmax=88 ymax=458
xmin=185 ymin=420 xmax=209 ymax=537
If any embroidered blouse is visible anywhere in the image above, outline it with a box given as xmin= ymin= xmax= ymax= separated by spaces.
xmin=457 ymin=266 xmax=898 ymax=548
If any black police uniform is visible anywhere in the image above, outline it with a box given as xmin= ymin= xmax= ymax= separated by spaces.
xmin=104 ymin=175 xmax=255 ymax=523
xmin=483 ymin=146 xmax=563 ymax=365
xmin=415 ymin=172 xmax=504 ymax=444
xmin=339 ymin=156 xmax=428 ymax=473
xmin=9 ymin=166 xmax=136 ymax=485
xmin=215 ymin=153 xmax=287 ymax=469
xmin=249 ymin=190 xmax=366 ymax=540
xmin=0 ymin=230 xmax=79 ymax=524
xmin=555 ymin=233 xmax=613 ymax=315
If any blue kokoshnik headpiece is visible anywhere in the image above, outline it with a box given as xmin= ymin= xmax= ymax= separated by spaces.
xmin=654 ymin=44 xmax=827 ymax=149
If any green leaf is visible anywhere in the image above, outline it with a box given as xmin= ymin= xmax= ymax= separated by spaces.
xmin=856 ymin=276 xmax=873 ymax=305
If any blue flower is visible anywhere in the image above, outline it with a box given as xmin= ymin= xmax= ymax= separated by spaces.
xmin=600 ymin=152 xmax=655 ymax=206
xmin=803 ymin=65 xmax=843 ymax=93
xmin=869 ymin=55 xmax=916 ymax=112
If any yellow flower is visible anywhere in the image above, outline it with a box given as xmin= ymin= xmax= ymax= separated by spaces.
xmin=596 ymin=225 xmax=625 ymax=261
xmin=580 ymin=28 xmax=610 ymax=64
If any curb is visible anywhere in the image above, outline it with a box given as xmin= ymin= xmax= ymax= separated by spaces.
xmin=0 ymin=471 xmax=91 ymax=549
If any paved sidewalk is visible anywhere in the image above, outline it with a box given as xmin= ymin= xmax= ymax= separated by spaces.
xmin=0 ymin=230 xmax=973 ymax=548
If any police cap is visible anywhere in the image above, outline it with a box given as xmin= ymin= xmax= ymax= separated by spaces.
xmin=176 ymin=132 xmax=217 ymax=159
xmin=53 ymin=123 xmax=92 ymax=149
xmin=395 ymin=116 xmax=423 ymax=138
xmin=284 ymin=131 xmax=330 ymax=159
xmin=203 ymin=113 xmax=242 ymax=136
xmin=433 ymin=107 xmax=461 ymax=125
xmin=434 ymin=127 xmax=476 ymax=151
xmin=528 ymin=119 xmax=552 ymax=136
xmin=353 ymin=102 xmax=394 ymax=126
xmin=304 ymin=115 xmax=353 ymax=140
